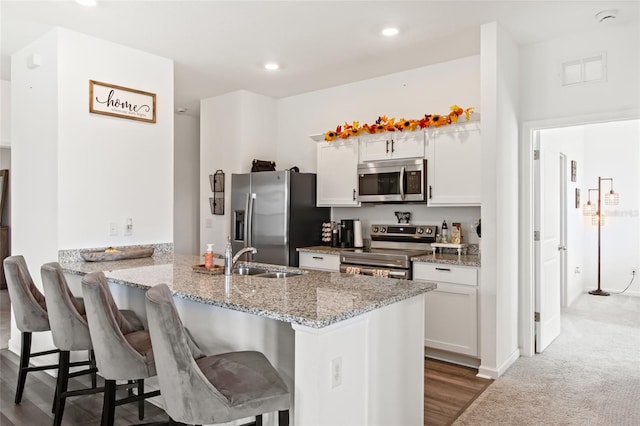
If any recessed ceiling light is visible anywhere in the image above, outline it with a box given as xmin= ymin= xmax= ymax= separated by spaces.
xmin=595 ymin=9 xmax=617 ymax=23
xmin=381 ymin=27 xmax=399 ymax=37
xmin=76 ymin=0 xmax=98 ymax=6
xmin=264 ymin=62 xmax=279 ymax=71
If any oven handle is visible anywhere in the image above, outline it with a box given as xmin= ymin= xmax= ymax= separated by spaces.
xmin=340 ymin=264 xmax=409 ymax=279
xmin=400 ymin=166 xmax=406 ymax=201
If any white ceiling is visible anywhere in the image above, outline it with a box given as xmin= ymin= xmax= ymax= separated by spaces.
xmin=2 ymin=1 xmax=638 ymax=116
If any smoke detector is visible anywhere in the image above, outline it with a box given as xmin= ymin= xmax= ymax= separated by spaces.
xmin=595 ymin=10 xmax=617 ymax=23
xmin=176 ymin=107 xmax=187 ymax=113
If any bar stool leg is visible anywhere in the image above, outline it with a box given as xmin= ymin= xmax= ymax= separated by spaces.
xmin=89 ymin=349 xmax=97 ymax=388
xmin=138 ymin=379 xmax=145 ymax=420
xmin=15 ymin=331 xmax=32 ymax=404
xmin=278 ymin=410 xmax=289 ymax=426
xmin=53 ymin=351 xmax=70 ymax=426
xmin=102 ymin=379 xmax=117 ymax=426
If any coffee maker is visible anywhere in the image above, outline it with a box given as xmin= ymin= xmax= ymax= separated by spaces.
xmin=340 ymin=219 xmax=355 ymax=248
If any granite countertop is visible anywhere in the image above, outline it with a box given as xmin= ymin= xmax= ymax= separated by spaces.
xmin=297 ymin=246 xmax=343 ymax=255
xmin=298 ymin=245 xmax=481 ymax=267
xmin=411 ymin=253 xmax=481 ymax=267
xmin=61 ymin=254 xmax=436 ymax=329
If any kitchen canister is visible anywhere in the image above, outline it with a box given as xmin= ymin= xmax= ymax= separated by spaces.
xmin=353 ymin=219 xmax=364 ymax=248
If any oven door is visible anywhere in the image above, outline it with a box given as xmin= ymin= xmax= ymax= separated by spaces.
xmin=340 ymin=264 xmax=411 ymax=280
xmin=357 ymin=159 xmax=426 ymax=203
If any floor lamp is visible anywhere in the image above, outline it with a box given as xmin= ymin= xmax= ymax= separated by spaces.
xmin=582 ymin=176 xmax=619 ymax=296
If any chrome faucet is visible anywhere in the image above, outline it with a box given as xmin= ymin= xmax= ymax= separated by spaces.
xmin=224 ymin=239 xmax=257 ymax=276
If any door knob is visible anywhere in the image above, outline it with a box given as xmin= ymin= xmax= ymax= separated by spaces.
xmin=558 ymin=245 xmax=567 ymax=251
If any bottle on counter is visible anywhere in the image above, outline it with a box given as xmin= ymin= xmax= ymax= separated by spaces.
xmin=204 ymin=243 xmax=214 ymax=269
xmin=441 ymin=220 xmax=449 ymax=243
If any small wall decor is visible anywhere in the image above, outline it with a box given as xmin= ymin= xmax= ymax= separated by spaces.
xmin=575 ymin=188 xmax=580 ymax=209
xmin=209 ymin=170 xmax=225 ymax=215
xmin=570 ymin=160 xmax=577 ymax=182
xmin=89 ymin=80 xmax=156 ymax=123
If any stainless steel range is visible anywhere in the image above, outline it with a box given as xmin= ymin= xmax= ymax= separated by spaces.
xmin=339 ymin=224 xmax=437 ymax=279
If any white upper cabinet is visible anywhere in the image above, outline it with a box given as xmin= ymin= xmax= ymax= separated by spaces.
xmin=316 ymin=138 xmax=360 ymax=207
xmin=426 ymin=121 xmax=481 ymax=206
xmin=359 ymin=131 xmax=425 ymax=162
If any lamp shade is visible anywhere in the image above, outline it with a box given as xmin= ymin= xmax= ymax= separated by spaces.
xmin=583 ymin=201 xmax=596 ymax=216
xmin=604 ymin=190 xmax=619 ymax=205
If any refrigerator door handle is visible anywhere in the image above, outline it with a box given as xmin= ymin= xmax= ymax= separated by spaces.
xmin=247 ymin=193 xmax=256 ymax=248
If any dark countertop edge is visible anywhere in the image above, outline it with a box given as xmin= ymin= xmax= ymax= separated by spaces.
xmin=62 ymin=263 xmax=437 ymax=329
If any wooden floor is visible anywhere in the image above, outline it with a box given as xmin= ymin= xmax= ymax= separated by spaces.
xmin=0 ymin=290 xmax=491 ymax=425
xmin=425 ymin=358 xmax=492 ymax=426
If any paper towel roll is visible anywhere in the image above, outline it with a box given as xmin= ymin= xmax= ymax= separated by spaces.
xmin=353 ymin=219 xmax=364 ymax=248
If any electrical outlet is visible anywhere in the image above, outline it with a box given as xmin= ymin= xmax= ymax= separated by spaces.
xmin=124 ymin=218 xmax=133 ymax=236
xmin=330 ymin=357 xmax=342 ymax=388
xmin=205 ymin=218 xmax=213 ymax=229
xmin=574 ymin=267 xmax=581 ymax=274
xmin=109 ymin=222 xmax=118 ymax=236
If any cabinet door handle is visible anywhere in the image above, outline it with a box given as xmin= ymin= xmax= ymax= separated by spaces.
xmin=353 ymin=189 xmax=356 ymax=201
xmin=386 ymin=140 xmax=390 ymax=153
xmin=391 ymin=139 xmax=395 ymax=152
xmin=312 ymin=256 xmax=324 ymax=260
xmin=435 ymin=267 xmax=451 ymax=272
xmin=429 ymin=185 xmax=433 ymax=199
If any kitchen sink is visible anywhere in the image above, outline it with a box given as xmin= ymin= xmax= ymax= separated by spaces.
xmin=257 ymin=271 xmax=303 ymax=279
xmin=233 ymin=266 xmax=270 ymax=276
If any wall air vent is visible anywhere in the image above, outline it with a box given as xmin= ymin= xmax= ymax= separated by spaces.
xmin=561 ymin=53 xmax=606 ymax=86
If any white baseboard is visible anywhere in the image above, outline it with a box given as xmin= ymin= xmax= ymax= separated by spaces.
xmin=478 ymin=347 xmax=520 ymax=379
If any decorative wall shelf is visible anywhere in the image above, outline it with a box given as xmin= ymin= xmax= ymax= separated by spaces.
xmin=209 ymin=170 xmax=225 ymax=215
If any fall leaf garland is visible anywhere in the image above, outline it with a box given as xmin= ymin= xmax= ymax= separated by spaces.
xmin=324 ymin=105 xmax=475 ymax=142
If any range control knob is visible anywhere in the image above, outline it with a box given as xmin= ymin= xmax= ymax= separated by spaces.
xmin=381 ymin=227 xmax=387 ymax=233
xmin=372 ymin=226 xmax=379 ymax=233
xmin=417 ymin=228 xmax=424 ymax=234
xmin=425 ymin=228 xmax=433 ymax=234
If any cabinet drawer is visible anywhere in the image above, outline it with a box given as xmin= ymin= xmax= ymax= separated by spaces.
xmin=299 ymin=252 xmax=340 ymax=272
xmin=413 ymin=263 xmax=477 ymax=286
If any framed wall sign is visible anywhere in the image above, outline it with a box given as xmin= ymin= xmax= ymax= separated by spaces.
xmin=570 ymin=160 xmax=577 ymax=182
xmin=89 ymin=80 xmax=156 ymax=123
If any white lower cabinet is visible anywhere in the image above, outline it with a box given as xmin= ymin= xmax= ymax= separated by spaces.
xmin=299 ymin=252 xmax=340 ymax=272
xmin=413 ymin=263 xmax=478 ymax=357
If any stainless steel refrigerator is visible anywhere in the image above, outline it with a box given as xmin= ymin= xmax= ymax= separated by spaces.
xmin=230 ymin=171 xmax=330 ymax=266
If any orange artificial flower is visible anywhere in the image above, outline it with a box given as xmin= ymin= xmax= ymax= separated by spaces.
xmin=430 ymin=114 xmax=445 ymax=127
xmin=464 ymin=107 xmax=475 ymax=120
xmin=324 ymin=130 xmax=338 ymax=141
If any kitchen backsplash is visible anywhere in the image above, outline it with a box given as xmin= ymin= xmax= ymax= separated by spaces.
xmin=332 ymin=204 xmax=481 ymax=244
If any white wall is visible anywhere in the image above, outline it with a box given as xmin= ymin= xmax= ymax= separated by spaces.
xmin=1 ymin=79 xmax=10 ymax=147
xmin=277 ymin=55 xmax=480 ymax=173
xmin=582 ymin=120 xmax=640 ymax=296
xmin=10 ymin=27 xmax=174 ymax=354
xmin=199 ymin=90 xmax=277 ymax=253
xmin=174 ymin=113 xmax=200 ymax=255
xmin=479 ymin=22 xmax=520 ymax=378
xmin=520 ymin=23 xmax=639 ymax=122
xmin=56 ymin=29 xmax=174 ymax=249
xmin=539 ymin=126 xmax=586 ymax=305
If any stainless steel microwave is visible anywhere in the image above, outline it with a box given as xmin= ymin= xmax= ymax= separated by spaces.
xmin=357 ymin=159 xmax=427 ymax=203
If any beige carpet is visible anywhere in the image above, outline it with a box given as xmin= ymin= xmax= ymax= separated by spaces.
xmin=455 ymin=293 xmax=640 ymax=426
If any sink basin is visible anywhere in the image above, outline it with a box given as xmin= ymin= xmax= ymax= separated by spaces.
xmin=233 ymin=266 xmax=270 ymax=276
xmin=257 ymin=271 xmax=303 ymax=279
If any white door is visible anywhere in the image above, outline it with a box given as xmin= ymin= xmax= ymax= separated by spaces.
xmin=535 ymin=136 xmax=562 ymax=353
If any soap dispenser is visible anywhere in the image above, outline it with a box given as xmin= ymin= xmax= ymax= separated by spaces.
xmin=204 ymin=243 xmax=215 ymax=269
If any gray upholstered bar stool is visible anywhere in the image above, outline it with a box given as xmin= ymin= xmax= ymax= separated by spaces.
xmin=81 ymin=271 xmax=161 ymax=426
xmin=3 ymin=255 xmax=59 ymax=405
xmin=145 ymin=283 xmax=290 ymax=426
xmin=41 ymin=262 xmax=146 ymax=426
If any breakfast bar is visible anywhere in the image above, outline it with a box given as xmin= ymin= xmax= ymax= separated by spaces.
xmin=61 ymin=253 xmax=436 ymax=426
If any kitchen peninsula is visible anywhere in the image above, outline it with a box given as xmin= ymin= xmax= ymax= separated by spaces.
xmin=62 ymin=253 xmax=436 ymax=425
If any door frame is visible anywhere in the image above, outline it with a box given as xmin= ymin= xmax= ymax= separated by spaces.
xmin=559 ymin=152 xmax=568 ymax=308
xmin=519 ymin=108 xmax=639 ymax=357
